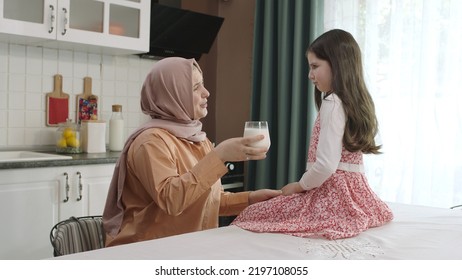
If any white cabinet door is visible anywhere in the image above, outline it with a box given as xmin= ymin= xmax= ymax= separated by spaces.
xmin=54 ymin=0 xmax=151 ymax=54
xmin=0 ymin=163 xmax=115 ymax=260
xmin=56 ymin=164 xmax=115 ymax=220
xmin=57 ymin=167 xmax=86 ymax=221
xmin=87 ymin=177 xmax=113 ymax=215
xmin=72 ymin=164 xmax=114 ymax=216
xmin=0 ymin=0 xmax=56 ymax=42
xmin=0 ymin=0 xmax=150 ymax=54
xmin=0 ymin=168 xmax=59 ymax=260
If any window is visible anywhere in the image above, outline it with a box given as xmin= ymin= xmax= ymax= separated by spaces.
xmin=322 ymin=0 xmax=462 ymax=208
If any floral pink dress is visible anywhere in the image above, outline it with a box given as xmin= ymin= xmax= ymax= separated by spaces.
xmin=232 ymin=113 xmax=394 ymax=240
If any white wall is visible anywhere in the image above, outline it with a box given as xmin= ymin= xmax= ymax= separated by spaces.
xmin=0 ymin=42 xmax=155 ymax=150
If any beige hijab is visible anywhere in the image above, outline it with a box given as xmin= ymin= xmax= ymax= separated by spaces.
xmin=103 ymin=57 xmax=207 ymax=237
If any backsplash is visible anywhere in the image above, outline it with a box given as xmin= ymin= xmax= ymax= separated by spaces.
xmin=0 ymin=42 xmax=155 ymax=150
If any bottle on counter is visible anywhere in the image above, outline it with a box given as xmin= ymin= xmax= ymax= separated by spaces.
xmin=109 ymin=104 xmax=124 ymax=151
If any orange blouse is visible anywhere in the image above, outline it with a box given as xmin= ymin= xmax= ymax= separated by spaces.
xmin=105 ymin=128 xmax=250 ymax=247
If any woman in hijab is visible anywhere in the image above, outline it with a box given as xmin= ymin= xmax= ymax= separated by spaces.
xmin=103 ymin=57 xmax=281 ymax=247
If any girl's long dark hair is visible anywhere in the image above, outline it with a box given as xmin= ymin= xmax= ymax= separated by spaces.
xmin=308 ymin=29 xmax=381 ymax=154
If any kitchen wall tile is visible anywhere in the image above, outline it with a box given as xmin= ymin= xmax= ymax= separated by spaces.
xmin=43 ymin=48 xmax=58 ymax=76
xmin=26 ymin=46 xmax=43 ymax=75
xmin=25 ymin=93 xmax=43 ymax=111
xmin=115 ymin=61 xmax=129 ymax=82
xmin=128 ymin=95 xmax=140 ymax=112
xmin=25 ymin=128 xmax=54 ymax=146
xmin=8 ymin=92 xmax=25 ymax=110
xmin=0 ymin=42 xmax=8 ymax=73
xmin=0 ymin=128 xmax=7 ymax=146
xmin=0 ymin=72 xmax=7 ymax=92
xmin=24 ymin=128 xmax=43 ymax=146
xmin=73 ymin=77 xmax=84 ymax=97
xmin=128 ymin=81 xmax=141 ymax=97
xmin=26 ymin=75 xmax=42 ymax=94
xmin=128 ymin=67 xmax=140 ymax=82
xmin=102 ymin=55 xmax=115 ymax=80
xmin=92 ymin=79 xmax=102 ymax=94
xmin=0 ymin=111 xmax=6 ymax=127
xmin=102 ymin=80 xmax=116 ymax=97
xmin=42 ymin=76 xmax=54 ymax=95
xmin=58 ymin=49 xmax=73 ymax=77
xmin=128 ymin=112 xmax=143 ymax=129
xmin=37 ymin=128 xmax=55 ymax=146
xmin=128 ymin=56 xmax=140 ymax=82
xmin=7 ymin=128 xmax=25 ymax=146
xmin=73 ymin=51 xmax=88 ymax=78
xmin=40 ymin=92 xmax=46 ymax=114
xmin=128 ymin=55 xmax=141 ymax=67
xmin=141 ymin=59 xmax=154 ymax=77
xmin=8 ymin=74 xmax=26 ymax=92
xmin=113 ymin=97 xmax=128 ymax=109
xmin=60 ymin=75 xmax=73 ymax=98
xmin=115 ymin=80 xmax=128 ymax=96
xmin=101 ymin=96 xmax=116 ymax=120
xmin=9 ymin=45 xmax=26 ymax=74
xmin=69 ymin=81 xmax=77 ymax=119
xmin=99 ymin=110 xmax=111 ymax=124
xmin=88 ymin=53 xmax=102 ymax=79
xmin=25 ymin=110 xmax=43 ymax=128
xmin=1 ymin=43 xmax=154 ymax=149
xmin=0 ymin=91 xmax=6 ymax=110
xmin=8 ymin=110 xmax=25 ymax=128
xmin=91 ymin=79 xmax=103 ymax=111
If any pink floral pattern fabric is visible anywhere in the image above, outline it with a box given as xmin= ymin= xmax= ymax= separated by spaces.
xmin=232 ymin=115 xmax=393 ymax=240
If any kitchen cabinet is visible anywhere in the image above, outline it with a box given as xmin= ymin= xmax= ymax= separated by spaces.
xmin=0 ymin=0 xmax=150 ymax=55
xmin=0 ymin=163 xmax=114 ymax=260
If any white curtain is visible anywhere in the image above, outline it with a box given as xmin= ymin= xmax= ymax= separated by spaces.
xmin=322 ymin=0 xmax=462 ymax=208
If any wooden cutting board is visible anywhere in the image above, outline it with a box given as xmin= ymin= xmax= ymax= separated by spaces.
xmin=46 ymin=74 xmax=69 ymax=126
xmin=76 ymin=76 xmax=98 ymax=124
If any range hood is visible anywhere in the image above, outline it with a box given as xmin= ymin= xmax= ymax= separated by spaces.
xmin=138 ymin=3 xmax=224 ymax=60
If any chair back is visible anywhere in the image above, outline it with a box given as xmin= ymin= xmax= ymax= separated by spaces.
xmin=50 ymin=216 xmax=105 ymax=257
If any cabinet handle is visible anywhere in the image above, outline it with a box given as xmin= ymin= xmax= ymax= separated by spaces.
xmin=48 ymin=5 xmax=55 ymax=33
xmin=61 ymin=8 xmax=68 ymax=35
xmin=63 ymin=172 xmax=69 ymax=203
xmin=76 ymin=171 xmax=83 ymax=201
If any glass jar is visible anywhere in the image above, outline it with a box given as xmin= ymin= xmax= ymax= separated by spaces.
xmin=55 ymin=119 xmax=82 ymax=154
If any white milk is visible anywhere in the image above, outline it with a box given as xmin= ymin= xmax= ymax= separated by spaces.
xmin=243 ymin=127 xmax=271 ymax=148
xmin=109 ymin=119 xmax=124 ymax=151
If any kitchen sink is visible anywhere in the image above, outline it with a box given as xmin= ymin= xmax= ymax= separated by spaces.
xmin=0 ymin=151 xmax=72 ymax=163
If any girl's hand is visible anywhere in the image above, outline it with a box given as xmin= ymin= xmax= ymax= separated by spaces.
xmin=248 ymin=189 xmax=282 ymax=204
xmin=281 ymin=182 xmax=305 ymax=196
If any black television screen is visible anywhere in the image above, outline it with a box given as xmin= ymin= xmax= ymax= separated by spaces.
xmin=139 ymin=4 xmax=224 ymax=60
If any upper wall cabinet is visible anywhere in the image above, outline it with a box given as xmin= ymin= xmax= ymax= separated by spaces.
xmin=0 ymin=0 xmax=150 ymax=55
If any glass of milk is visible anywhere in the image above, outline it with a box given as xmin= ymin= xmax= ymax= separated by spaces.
xmin=243 ymin=121 xmax=271 ymax=149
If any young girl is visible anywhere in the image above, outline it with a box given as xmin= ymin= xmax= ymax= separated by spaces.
xmin=232 ymin=29 xmax=393 ymax=240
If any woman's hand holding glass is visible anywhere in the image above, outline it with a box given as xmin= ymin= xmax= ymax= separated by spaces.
xmin=214 ymin=135 xmax=268 ymax=162
xmin=243 ymin=121 xmax=271 ymax=149
xmin=214 ymin=121 xmax=270 ymax=163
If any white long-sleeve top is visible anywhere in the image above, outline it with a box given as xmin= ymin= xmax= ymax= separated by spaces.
xmin=299 ymin=93 xmax=347 ymax=190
